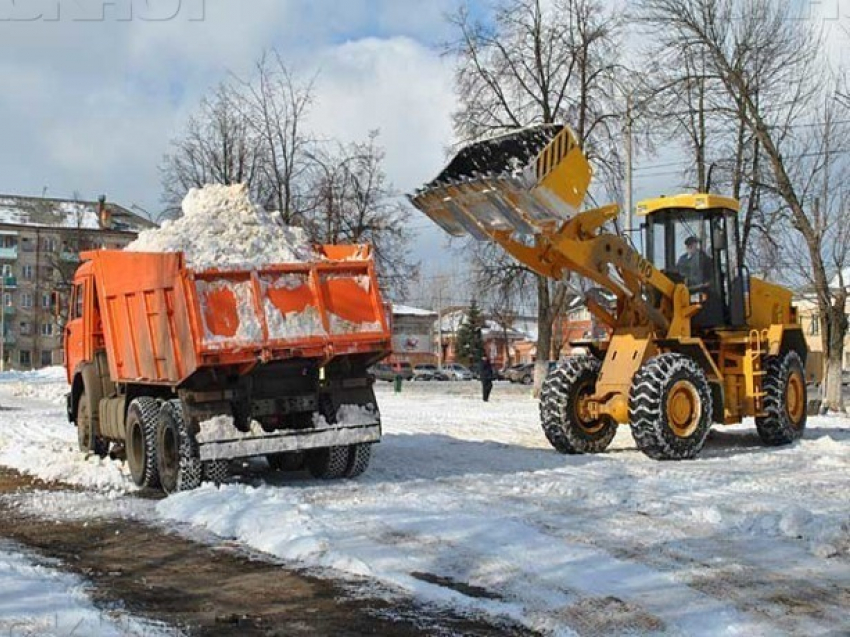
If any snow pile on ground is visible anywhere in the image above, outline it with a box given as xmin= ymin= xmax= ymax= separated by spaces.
xmin=0 ymin=367 xmax=68 ymax=405
xmin=126 ymin=184 xmax=316 ymax=269
xmin=0 ymin=541 xmax=170 ymax=636
xmin=158 ymin=385 xmax=850 ymax=636
xmin=1 ymin=372 xmax=849 ymax=635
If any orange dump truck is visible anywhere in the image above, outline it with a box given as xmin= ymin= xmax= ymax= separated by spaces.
xmin=64 ymin=246 xmax=390 ymax=493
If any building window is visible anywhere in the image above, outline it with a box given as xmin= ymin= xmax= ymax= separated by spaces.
xmin=19 ymin=321 xmax=30 ymax=335
xmin=21 ymin=265 xmax=33 ymax=280
xmin=1 ymin=264 xmax=11 ymax=277
xmin=40 ymin=323 xmax=54 ymax=337
xmin=19 ymin=350 xmax=31 ymax=367
xmin=809 ymin=314 xmax=820 ymax=336
xmin=41 ymin=292 xmax=51 ymax=309
xmin=42 ymin=237 xmax=57 ymax=252
xmin=3 ymin=293 xmax=10 ymax=307
xmin=21 ymin=293 xmax=32 ymax=308
xmin=40 ymin=350 xmax=52 ymax=367
xmin=1 ymin=236 xmax=16 ymax=249
xmin=21 ymin=237 xmax=34 ymax=252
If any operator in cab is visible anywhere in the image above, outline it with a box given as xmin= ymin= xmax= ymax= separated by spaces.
xmin=676 ymin=236 xmax=713 ymax=292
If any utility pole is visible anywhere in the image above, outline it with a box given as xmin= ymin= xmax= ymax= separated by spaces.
xmin=436 ymin=282 xmax=443 ymax=369
xmin=624 ymin=94 xmax=634 ymax=239
xmin=0 ymin=273 xmax=5 ymax=373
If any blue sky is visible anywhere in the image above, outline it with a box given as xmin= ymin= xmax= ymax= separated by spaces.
xmin=0 ymin=0 xmax=845 ymax=287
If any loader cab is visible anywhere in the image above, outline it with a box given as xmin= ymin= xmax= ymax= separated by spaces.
xmin=639 ymin=194 xmax=747 ymax=330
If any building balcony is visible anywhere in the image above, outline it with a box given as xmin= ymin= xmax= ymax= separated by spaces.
xmin=2 ymin=276 xmax=16 ymax=289
xmin=0 ymin=247 xmax=17 ymax=261
xmin=3 ymin=306 xmax=14 ymax=317
xmin=3 ymin=333 xmax=14 ymax=346
xmin=60 ymin=251 xmax=80 ymax=262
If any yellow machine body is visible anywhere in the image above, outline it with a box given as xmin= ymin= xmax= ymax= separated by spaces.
xmin=411 ymin=124 xmax=811 ymax=459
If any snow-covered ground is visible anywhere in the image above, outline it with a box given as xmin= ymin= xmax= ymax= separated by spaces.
xmin=0 ymin=370 xmax=848 ymax=636
xmin=0 ymin=540 xmax=173 ymax=636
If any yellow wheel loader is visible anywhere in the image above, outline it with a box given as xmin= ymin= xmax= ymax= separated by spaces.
xmin=410 ymin=124 xmax=811 ymax=460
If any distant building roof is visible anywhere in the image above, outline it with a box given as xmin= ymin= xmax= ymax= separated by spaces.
xmin=0 ymin=194 xmax=155 ymax=233
xmin=393 ymin=304 xmax=438 ymax=318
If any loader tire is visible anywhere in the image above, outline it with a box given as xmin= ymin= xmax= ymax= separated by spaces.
xmin=77 ymin=390 xmax=108 ymax=458
xmin=345 ymin=444 xmax=372 ymax=478
xmin=203 ymin=460 xmax=230 ymax=485
xmin=306 ymin=447 xmax=350 ymax=479
xmin=267 ymin=452 xmax=305 ymax=472
xmin=125 ymin=397 xmax=161 ymax=489
xmin=756 ymin=351 xmax=807 ymax=446
xmin=156 ymin=400 xmax=202 ymax=494
xmin=629 ymin=354 xmax=712 ymax=460
xmin=539 ymin=357 xmax=617 ymax=454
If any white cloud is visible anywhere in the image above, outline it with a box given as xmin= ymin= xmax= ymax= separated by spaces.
xmin=309 ymin=36 xmax=456 ymax=192
xmin=0 ymin=0 xmax=460 ymax=219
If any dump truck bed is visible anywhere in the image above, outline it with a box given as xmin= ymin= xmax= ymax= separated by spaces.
xmin=81 ymin=246 xmax=390 ymax=385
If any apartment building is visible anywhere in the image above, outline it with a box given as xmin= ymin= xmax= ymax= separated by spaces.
xmin=0 ymin=194 xmax=155 ymax=370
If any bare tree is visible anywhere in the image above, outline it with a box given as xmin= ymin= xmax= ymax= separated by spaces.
xmin=160 ymin=82 xmax=263 ymax=215
xmin=305 ymin=132 xmax=417 ymax=299
xmin=446 ymin=0 xmax=624 ymax=390
xmin=638 ymin=0 xmax=850 ymax=409
xmin=240 ymin=51 xmax=315 ymax=224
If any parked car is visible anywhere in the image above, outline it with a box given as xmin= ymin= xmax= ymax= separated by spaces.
xmin=413 ymin=364 xmax=449 ymax=381
xmin=441 ymin=363 xmax=474 ymax=381
xmin=507 ymin=363 xmax=535 ymax=384
xmin=370 ymin=361 xmax=414 ymax=382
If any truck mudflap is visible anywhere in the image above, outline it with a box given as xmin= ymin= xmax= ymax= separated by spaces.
xmin=198 ymin=423 xmax=381 ymax=462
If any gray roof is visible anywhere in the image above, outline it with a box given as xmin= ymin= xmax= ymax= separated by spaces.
xmin=0 ymin=194 xmax=156 ymax=233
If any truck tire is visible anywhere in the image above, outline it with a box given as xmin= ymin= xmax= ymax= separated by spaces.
xmin=345 ymin=444 xmax=372 ymax=478
xmin=267 ymin=452 xmax=305 ymax=472
xmin=156 ymin=400 xmax=202 ymax=494
xmin=629 ymin=353 xmax=713 ymax=460
xmin=202 ymin=460 xmax=230 ymax=485
xmin=77 ymin=390 xmax=108 ymax=458
xmin=756 ymin=351 xmax=807 ymax=446
xmin=539 ymin=357 xmax=617 ymax=454
xmin=125 ymin=397 xmax=161 ymax=489
xmin=306 ymin=447 xmax=349 ymax=479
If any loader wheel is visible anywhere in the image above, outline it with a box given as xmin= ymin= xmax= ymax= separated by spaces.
xmin=629 ymin=354 xmax=712 ymax=460
xmin=267 ymin=452 xmax=305 ymax=472
xmin=306 ymin=447 xmax=350 ymax=479
xmin=76 ymin=391 xmax=108 ymax=458
xmin=125 ymin=397 xmax=161 ymax=489
xmin=539 ymin=357 xmax=617 ymax=454
xmin=756 ymin=351 xmax=807 ymax=446
xmin=156 ymin=400 xmax=202 ymax=494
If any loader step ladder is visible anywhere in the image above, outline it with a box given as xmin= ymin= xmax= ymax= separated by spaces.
xmin=745 ymin=329 xmax=766 ymax=415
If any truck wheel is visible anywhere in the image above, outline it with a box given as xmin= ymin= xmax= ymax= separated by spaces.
xmin=539 ymin=357 xmax=617 ymax=454
xmin=629 ymin=354 xmax=713 ymax=460
xmin=306 ymin=447 xmax=349 ymax=479
xmin=267 ymin=452 xmax=305 ymax=472
xmin=345 ymin=444 xmax=372 ymax=478
xmin=756 ymin=351 xmax=807 ymax=446
xmin=125 ymin=397 xmax=161 ymax=489
xmin=77 ymin=391 xmax=108 ymax=458
xmin=202 ymin=460 xmax=230 ymax=485
xmin=156 ymin=400 xmax=202 ymax=494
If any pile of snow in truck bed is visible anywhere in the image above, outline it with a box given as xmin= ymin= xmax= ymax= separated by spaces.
xmin=126 ymin=184 xmax=316 ymax=269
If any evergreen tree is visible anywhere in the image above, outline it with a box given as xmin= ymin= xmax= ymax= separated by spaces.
xmin=456 ymin=300 xmax=485 ymax=367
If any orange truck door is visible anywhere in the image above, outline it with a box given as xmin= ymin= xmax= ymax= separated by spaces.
xmin=64 ymin=279 xmax=87 ymax=380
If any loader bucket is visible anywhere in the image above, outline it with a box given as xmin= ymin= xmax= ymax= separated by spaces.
xmin=409 ymin=124 xmax=592 ymax=240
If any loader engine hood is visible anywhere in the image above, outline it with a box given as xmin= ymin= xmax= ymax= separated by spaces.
xmin=409 ymin=123 xmax=592 ymax=240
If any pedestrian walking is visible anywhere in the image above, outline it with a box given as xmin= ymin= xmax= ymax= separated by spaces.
xmin=479 ymin=355 xmax=495 ymax=402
